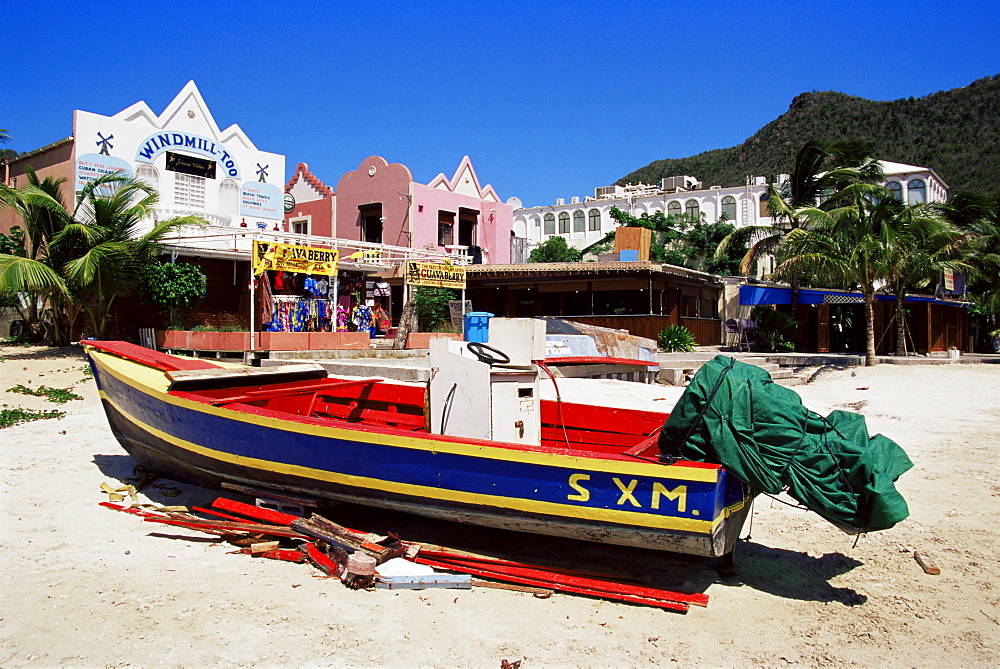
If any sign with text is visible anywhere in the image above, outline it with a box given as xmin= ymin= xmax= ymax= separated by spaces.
xmin=135 ymin=131 xmax=241 ymax=179
xmin=405 ymin=261 xmax=467 ymax=289
xmin=448 ymin=300 xmax=472 ymax=331
xmin=253 ymin=240 xmax=338 ymax=276
xmin=75 ymin=154 xmax=132 ymax=191
xmin=241 ymin=182 xmax=283 ymax=220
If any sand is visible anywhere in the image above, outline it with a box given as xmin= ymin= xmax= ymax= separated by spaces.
xmin=1 ymin=344 xmax=998 ymax=667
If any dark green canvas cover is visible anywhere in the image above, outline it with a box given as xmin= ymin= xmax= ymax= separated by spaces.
xmin=659 ymin=356 xmax=912 ymax=531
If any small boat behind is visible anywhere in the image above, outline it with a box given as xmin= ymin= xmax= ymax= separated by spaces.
xmin=84 ymin=327 xmax=752 ymax=560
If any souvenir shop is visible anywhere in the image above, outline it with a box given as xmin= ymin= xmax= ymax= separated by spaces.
xmin=258 ymin=270 xmax=391 ymax=337
xmin=251 ymin=241 xmax=393 ymax=349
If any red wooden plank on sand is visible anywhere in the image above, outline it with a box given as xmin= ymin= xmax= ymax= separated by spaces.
xmin=418 ymin=551 xmax=708 ymax=607
xmin=414 ymin=556 xmax=690 ymax=612
xmin=211 ymin=497 xmax=299 ymax=526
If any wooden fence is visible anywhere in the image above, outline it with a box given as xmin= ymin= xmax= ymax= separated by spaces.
xmin=563 ymin=315 xmax=721 ymax=346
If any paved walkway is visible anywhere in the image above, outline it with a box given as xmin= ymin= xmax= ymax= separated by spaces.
xmin=663 ymin=347 xmax=1000 ymax=367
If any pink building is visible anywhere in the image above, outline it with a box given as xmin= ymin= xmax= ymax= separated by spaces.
xmin=334 ymin=155 xmax=512 ymax=264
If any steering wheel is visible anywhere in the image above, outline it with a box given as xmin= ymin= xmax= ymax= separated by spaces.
xmin=467 ymin=342 xmax=511 ymax=366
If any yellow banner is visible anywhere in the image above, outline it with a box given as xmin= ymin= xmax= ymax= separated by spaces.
xmin=405 ymin=261 xmax=467 ymax=289
xmin=253 ymin=240 xmax=338 ymax=276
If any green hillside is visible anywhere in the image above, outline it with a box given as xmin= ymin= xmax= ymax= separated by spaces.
xmin=618 ymin=74 xmax=1000 ymax=197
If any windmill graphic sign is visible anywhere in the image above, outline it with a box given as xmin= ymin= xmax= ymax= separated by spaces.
xmin=75 ymin=131 xmax=131 ymax=191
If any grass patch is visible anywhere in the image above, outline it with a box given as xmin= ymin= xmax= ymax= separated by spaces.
xmin=7 ymin=384 xmax=83 ymax=404
xmin=0 ymin=407 xmax=66 ymax=428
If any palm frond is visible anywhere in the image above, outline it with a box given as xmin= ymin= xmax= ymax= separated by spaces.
xmin=0 ymin=254 xmax=68 ymax=294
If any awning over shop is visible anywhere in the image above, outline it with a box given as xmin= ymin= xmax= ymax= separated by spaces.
xmin=739 ymin=285 xmax=968 ymax=307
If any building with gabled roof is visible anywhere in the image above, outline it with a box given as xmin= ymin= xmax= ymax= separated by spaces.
xmin=333 ymin=154 xmax=512 ymax=264
xmin=1 ymin=81 xmax=286 ymax=235
xmin=284 ymin=162 xmax=336 ymax=237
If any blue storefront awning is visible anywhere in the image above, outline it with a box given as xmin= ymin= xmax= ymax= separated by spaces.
xmin=739 ymin=285 xmax=967 ymax=307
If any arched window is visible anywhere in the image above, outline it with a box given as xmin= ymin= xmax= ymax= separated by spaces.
xmin=721 ymin=196 xmax=737 ymax=221
xmin=685 ymin=199 xmax=700 ymax=219
xmin=573 ymin=210 xmax=585 ymax=232
xmin=558 ymin=212 xmax=570 ymax=234
xmin=135 ymin=164 xmax=158 ymax=189
xmin=886 ymin=181 xmax=902 ymax=200
xmin=219 ymin=179 xmax=240 ymax=212
xmin=759 ymin=193 xmax=770 ymax=217
xmin=588 ymin=209 xmax=601 ymax=231
xmin=907 ymin=179 xmax=926 ymax=204
xmin=667 ymin=201 xmax=682 ymax=218
xmin=543 ymin=213 xmax=555 ymax=235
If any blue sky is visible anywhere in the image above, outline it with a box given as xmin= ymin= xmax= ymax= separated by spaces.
xmin=4 ymin=0 xmax=998 ymax=208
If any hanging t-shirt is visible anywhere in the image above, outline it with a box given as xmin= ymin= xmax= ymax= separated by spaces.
xmin=303 ymin=276 xmax=319 ymax=296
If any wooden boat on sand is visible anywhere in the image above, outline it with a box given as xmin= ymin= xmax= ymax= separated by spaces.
xmin=84 ymin=338 xmax=752 ymax=559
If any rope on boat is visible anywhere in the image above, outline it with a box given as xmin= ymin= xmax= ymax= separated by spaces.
xmin=534 ymin=361 xmax=572 ymax=449
xmin=440 ymin=382 xmax=458 ymax=434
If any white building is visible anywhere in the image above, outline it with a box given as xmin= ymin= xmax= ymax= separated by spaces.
xmin=879 ymin=161 xmax=949 ymax=205
xmin=71 ymin=81 xmax=284 ymax=231
xmin=511 ymin=162 xmax=948 ymax=255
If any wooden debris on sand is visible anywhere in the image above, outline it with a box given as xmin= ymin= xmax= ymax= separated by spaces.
xmin=914 ymin=550 xmax=941 ymax=575
xmin=99 ymin=492 xmax=709 ymax=611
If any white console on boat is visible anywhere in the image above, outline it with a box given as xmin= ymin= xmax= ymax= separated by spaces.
xmin=428 ymin=318 xmax=544 ymax=446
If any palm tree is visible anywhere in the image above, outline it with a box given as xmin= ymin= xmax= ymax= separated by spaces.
xmin=0 ymin=170 xmax=203 ymax=341
xmin=716 ymin=139 xmax=883 ymax=283
xmin=774 ymin=183 xmax=944 ymax=366
xmin=0 ymin=167 xmax=75 ymax=342
xmin=880 ymin=205 xmax=962 ymax=355
xmin=934 ymin=193 xmax=1000 ymax=349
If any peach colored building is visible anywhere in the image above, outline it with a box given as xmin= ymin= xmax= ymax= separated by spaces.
xmin=1 ymin=138 xmax=75 ymax=235
xmin=283 ymin=163 xmax=335 ymax=238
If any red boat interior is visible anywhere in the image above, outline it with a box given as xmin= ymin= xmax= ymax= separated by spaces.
xmin=90 ymin=340 xmax=670 ymax=459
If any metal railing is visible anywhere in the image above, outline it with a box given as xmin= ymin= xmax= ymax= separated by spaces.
xmin=158 ymin=223 xmax=470 ymax=266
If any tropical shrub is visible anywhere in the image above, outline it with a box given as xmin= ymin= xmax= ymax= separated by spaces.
xmin=414 ymin=286 xmax=459 ymax=331
xmin=528 ymin=236 xmax=582 ymax=263
xmin=657 ymin=324 xmax=696 ymax=352
xmin=138 ymin=261 xmax=207 ymax=329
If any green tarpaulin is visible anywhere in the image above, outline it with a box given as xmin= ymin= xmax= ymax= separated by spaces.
xmin=659 ymin=356 xmax=912 ymax=532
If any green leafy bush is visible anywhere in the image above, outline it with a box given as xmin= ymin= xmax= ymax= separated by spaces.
xmin=138 ymin=262 xmax=207 ymax=328
xmin=528 ymin=236 xmax=583 ymax=263
xmin=657 ymin=324 xmax=697 ymax=352
xmin=414 ymin=287 xmax=459 ymax=331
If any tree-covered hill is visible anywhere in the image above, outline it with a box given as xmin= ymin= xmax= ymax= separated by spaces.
xmin=618 ymin=74 xmax=1000 ymax=197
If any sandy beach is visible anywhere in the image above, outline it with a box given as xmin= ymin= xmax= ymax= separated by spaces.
xmin=1 ymin=343 xmax=998 ymax=667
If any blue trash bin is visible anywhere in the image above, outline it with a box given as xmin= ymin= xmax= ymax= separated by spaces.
xmin=463 ymin=311 xmax=494 ymax=343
